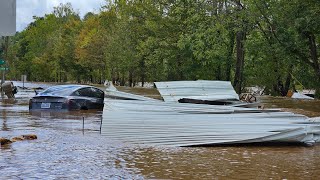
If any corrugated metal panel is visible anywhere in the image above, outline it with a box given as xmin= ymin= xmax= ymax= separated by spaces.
xmin=101 ymin=99 xmax=320 ymax=147
xmin=154 ymin=80 xmax=239 ymax=103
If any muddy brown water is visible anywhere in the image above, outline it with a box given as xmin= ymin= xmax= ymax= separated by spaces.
xmin=1 ymin=83 xmax=320 ymax=179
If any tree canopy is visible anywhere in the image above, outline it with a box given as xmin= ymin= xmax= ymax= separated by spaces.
xmin=1 ymin=0 xmax=320 ymax=97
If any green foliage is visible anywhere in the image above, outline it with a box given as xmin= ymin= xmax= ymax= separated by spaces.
xmin=5 ymin=0 xmax=320 ymax=96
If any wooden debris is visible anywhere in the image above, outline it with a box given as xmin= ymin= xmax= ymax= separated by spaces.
xmin=10 ymin=134 xmax=37 ymax=142
xmin=11 ymin=136 xmax=24 ymax=142
xmin=0 ymin=138 xmax=12 ymax=145
xmin=22 ymin=134 xmax=37 ymax=140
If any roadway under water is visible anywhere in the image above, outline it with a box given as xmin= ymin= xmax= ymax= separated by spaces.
xmin=1 ymin=84 xmax=320 ymax=179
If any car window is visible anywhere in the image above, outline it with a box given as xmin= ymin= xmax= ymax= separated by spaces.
xmin=73 ymin=87 xmax=104 ymax=98
xmin=91 ymin=88 xmax=104 ymax=98
xmin=72 ymin=90 xmax=81 ymax=96
xmin=73 ymin=88 xmax=91 ymax=97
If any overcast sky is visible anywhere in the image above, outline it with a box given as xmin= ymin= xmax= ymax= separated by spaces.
xmin=17 ymin=0 xmax=106 ymax=31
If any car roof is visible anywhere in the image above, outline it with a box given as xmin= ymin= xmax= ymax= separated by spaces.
xmin=38 ymin=84 xmax=98 ymax=96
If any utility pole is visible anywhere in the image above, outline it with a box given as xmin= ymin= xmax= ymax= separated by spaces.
xmin=0 ymin=0 xmax=16 ymax=98
xmin=1 ymin=36 xmax=9 ymax=85
xmin=0 ymin=0 xmax=16 ymax=85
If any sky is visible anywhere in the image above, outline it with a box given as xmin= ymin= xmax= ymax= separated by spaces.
xmin=16 ymin=0 xmax=106 ymax=31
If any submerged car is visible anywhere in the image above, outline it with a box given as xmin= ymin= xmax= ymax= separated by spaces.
xmin=29 ymin=85 xmax=104 ymax=111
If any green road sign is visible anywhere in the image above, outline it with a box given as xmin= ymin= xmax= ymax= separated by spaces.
xmin=0 ymin=59 xmax=5 ymax=65
xmin=0 ymin=67 xmax=9 ymax=71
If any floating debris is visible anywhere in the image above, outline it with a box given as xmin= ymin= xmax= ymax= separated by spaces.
xmin=101 ymin=99 xmax=320 ymax=147
xmin=11 ymin=134 xmax=37 ymax=142
xmin=1 ymin=134 xmax=37 ymax=146
xmin=0 ymin=138 xmax=12 ymax=146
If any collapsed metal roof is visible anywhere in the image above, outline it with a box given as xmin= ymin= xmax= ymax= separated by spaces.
xmin=102 ymin=80 xmax=320 ymax=147
xmin=154 ymin=80 xmax=240 ymax=103
xmin=101 ymin=99 xmax=320 ymax=147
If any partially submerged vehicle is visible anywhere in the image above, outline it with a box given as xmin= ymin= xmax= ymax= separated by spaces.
xmin=102 ymin=80 xmax=320 ymax=147
xmin=29 ymin=85 xmax=104 ymax=111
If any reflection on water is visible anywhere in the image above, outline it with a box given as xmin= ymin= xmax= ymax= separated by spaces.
xmin=1 ymin=86 xmax=320 ymax=179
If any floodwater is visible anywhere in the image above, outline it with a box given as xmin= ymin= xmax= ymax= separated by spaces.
xmin=1 ymin=83 xmax=320 ymax=179
xmin=260 ymin=96 xmax=320 ymax=117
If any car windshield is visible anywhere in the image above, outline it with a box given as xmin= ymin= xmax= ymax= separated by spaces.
xmin=39 ymin=86 xmax=81 ymax=96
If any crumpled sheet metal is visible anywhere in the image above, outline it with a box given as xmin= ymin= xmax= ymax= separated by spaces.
xmin=102 ymin=99 xmax=320 ymax=147
xmin=154 ymin=80 xmax=239 ymax=103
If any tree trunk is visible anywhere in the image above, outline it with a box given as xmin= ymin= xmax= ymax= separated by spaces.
xmin=234 ymin=31 xmax=245 ymax=94
xmin=59 ymin=69 xmax=62 ymax=82
xmin=120 ymin=73 xmax=125 ymax=86
xmin=140 ymin=59 xmax=145 ymax=87
xmin=273 ymin=76 xmax=283 ymax=96
xmin=129 ymin=70 xmax=133 ymax=87
xmin=216 ymin=63 xmax=222 ymax=80
xmin=307 ymin=33 xmax=319 ymax=72
xmin=111 ymin=68 xmax=116 ymax=84
xmin=90 ymin=74 xmax=93 ymax=84
xmin=77 ymin=75 xmax=80 ymax=83
xmin=177 ymin=56 xmax=183 ymax=80
xmin=283 ymin=64 xmax=293 ymax=96
xmin=226 ymin=32 xmax=235 ymax=81
xmin=306 ymin=32 xmax=320 ymax=98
